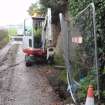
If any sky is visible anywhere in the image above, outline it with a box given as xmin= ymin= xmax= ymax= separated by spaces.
xmin=0 ymin=0 xmax=39 ymax=26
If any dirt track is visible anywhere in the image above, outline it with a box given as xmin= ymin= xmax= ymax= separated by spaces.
xmin=0 ymin=43 xmax=62 ymax=105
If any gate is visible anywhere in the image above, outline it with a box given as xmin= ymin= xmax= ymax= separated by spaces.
xmin=59 ymin=3 xmax=99 ymax=103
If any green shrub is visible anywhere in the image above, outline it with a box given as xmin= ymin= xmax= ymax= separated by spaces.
xmin=0 ymin=29 xmax=9 ymax=48
xmin=78 ymin=69 xmax=97 ymax=101
xmin=54 ymin=54 xmax=65 ymax=66
xmin=58 ymin=69 xmax=67 ymax=83
xmin=54 ymin=54 xmax=67 ymax=83
xmin=8 ymin=28 xmax=17 ymax=39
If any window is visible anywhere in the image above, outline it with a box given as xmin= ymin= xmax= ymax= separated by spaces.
xmin=29 ymin=39 xmax=32 ymax=47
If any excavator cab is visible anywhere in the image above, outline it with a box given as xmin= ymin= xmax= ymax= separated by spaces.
xmin=23 ymin=8 xmax=54 ymax=66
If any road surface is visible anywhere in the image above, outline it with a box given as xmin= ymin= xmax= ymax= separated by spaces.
xmin=0 ymin=43 xmax=62 ymax=105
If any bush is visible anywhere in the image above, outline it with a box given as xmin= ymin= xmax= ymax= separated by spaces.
xmin=0 ymin=29 xmax=9 ymax=49
xmin=78 ymin=69 xmax=97 ymax=101
xmin=54 ymin=54 xmax=65 ymax=66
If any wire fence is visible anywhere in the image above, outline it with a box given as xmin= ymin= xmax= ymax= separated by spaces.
xmin=59 ymin=3 xmax=99 ymax=103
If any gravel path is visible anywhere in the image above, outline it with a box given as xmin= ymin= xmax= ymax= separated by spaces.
xmin=0 ymin=43 xmax=62 ymax=105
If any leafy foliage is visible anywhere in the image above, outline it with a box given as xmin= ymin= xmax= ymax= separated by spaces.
xmin=8 ymin=28 xmax=17 ymax=39
xmin=0 ymin=29 xmax=9 ymax=48
xmin=79 ymin=69 xmax=97 ymax=100
xmin=28 ymin=3 xmax=46 ymax=16
xmin=69 ymin=0 xmax=105 ymax=101
xmin=0 ymin=29 xmax=8 ymax=41
xmin=68 ymin=0 xmax=105 ymax=53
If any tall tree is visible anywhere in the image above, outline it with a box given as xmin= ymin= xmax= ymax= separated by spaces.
xmin=28 ymin=3 xmax=46 ymax=16
xmin=40 ymin=0 xmax=68 ymax=24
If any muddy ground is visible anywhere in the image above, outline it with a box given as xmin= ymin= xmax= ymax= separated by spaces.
xmin=0 ymin=43 xmax=65 ymax=105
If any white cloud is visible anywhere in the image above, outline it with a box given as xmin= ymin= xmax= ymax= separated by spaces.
xmin=0 ymin=0 xmax=38 ymax=26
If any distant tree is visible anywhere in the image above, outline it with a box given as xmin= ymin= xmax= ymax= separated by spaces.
xmin=28 ymin=3 xmax=46 ymax=16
